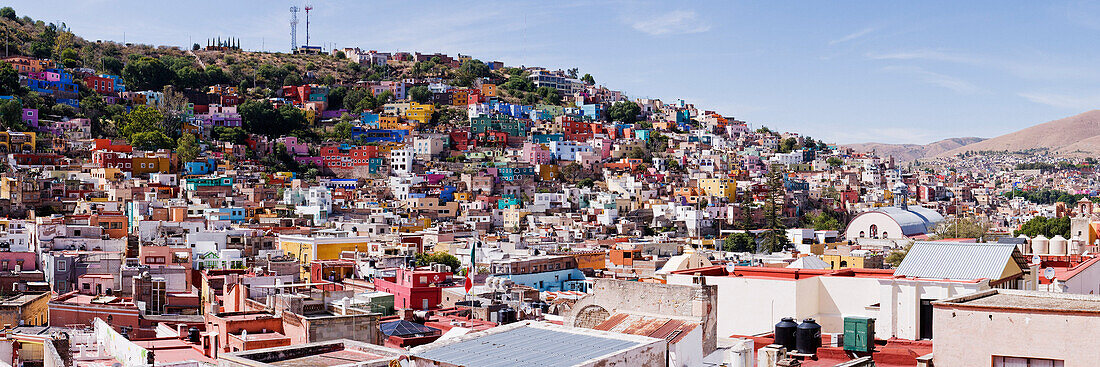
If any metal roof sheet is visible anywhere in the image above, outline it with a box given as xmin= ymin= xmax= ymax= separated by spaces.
xmin=413 ymin=324 xmax=650 ymax=367
xmin=894 ymin=241 xmax=1021 ymax=281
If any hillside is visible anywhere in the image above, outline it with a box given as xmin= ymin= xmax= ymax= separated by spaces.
xmin=844 ymin=137 xmax=985 ymax=162
xmin=937 ymin=110 xmax=1100 ymax=157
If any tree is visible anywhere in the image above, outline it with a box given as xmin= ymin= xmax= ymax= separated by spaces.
xmin=331 ymin=121 xmax=354 ymax=141
xmin=1014 ymin=216 xmax=1071 ymax=239
xmin=0 ymin=99 xmax=24 ymax=130
xmin=739 ymin=190 xmax=756 ymax=230
xmin=885 ymin=243 xmax=913 ymax=267
xmin=100 ymin=56 xmax=123 ymax=75
xmin=931 ymin=217 xmax=989 ymax=240
xmin=761 ymin=166 xmax=789 ymax=252
xmin=0 ymin=63 xmax=20 ymax=96
xmin=174 ymin=66 xmax=207 ymax=90
xmin=581 ymin=73 xmax=595 ymax=85
xmin=608 ymin=101 xmax=641 ymax=124
xmin=803 ymin=211 xmax=840 ymax=231
xmin=121 ymin=105 xmax=164 ymax=138
xmin=0 ymin=7 xmax=15 ymax=20
xmin=283 ymin=73 xmax=302 ymax=86
xmin=213 ymin=126 xmax=247 ymax=144
xmin=122 ymin=57 xmax=175 ymax=91
xmin=826 ymin=156 xmax=844 ymax=167
xmin=409 ymin=86 xmax=432 ymax=103
xmin=176 ymin=133 xmax=199 ymax=163
xmin=536 ymin=86 xmax=561 ymax=105
xmin=777 ymin=137 xmax=798 ymax=153
xmin=129 ymin=131 xmax=173 ymax=151
xmin=723 ymin=233 xmax=756 ymax=252
xmin=414 ymin=252 xmax=461 ymax=273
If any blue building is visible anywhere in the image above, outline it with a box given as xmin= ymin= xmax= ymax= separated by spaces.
xmin=499 ymin=268 xmax=587 ymax=292
xmin=531 ymin=134 xmax=564 ymax=144
xmin=184 ymin=158 xmax=217 ymax=176
xmin=360 ymin=112 xmax=380 ymax=127
xmin=350 ymin=128 xmax=408 ymax=143
xmin=580 ymin=103 xmax=605 ymax=121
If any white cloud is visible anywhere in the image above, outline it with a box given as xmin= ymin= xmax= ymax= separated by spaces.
xmin=629 ymin=10 xmax=711 ymax=36
xmin=867 ymin=49 xmax=1100 ymax=82
xmin=881 ymin=65 xmax=982 ymax=94
xmin=829 ymin=27 xmax=875 ymax=45
xmin=1018 ymin=92 xmax=1100 ymax=110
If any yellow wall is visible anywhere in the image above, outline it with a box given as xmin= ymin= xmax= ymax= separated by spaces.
xmin=699 ymin=178 xmax=737 ymax=201
xmin=404 ymin=102 xmax=435 ymax=125
xmin=279 ymin=239 xmax=366 ymax=282
xmin=132 ymin=156 xmax=171 ymax=175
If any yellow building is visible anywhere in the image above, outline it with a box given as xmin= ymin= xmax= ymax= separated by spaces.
xmin=132 ymin=152 xmax=173 ymax=175
xmin=278 ymin=234 xmax=373 ymax=281
xmin=698 ymin=178 xmax=737 ymax=201
xmin=823 ymin=253 xmax=884 ymax=269
xmin=481 ymin=83 xmax=497 ymax=97
xmin=404 ymin=102 xmax=435 ymax=125
xmin=0 ymin=131 xmax=36 ymax=153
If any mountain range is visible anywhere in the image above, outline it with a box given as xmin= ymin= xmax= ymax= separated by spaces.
xmin=845 ymin=110 xmax=1100 ymax=161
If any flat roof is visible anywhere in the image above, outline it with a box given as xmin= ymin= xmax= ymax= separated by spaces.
xmin=935 ymin=289 xmax=1100 ymax=313
xmin=411 ymin=321 xmax=658 ymax=367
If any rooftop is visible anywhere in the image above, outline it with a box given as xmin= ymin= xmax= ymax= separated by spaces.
xmin=934 ymin=289 xmax=1100 ymax=313
xmin=410 ymin=321 xmax=660 ymax=367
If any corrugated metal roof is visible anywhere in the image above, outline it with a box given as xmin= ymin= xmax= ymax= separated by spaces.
xmin=592 ymin=313 xmax=699 ymax=344
xmin=412 ymin=324 xmax=651 ymax=367
xmin=894 ymin=241 xmax=1021 ymax=281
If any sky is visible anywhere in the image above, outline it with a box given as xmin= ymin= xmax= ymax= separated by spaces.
xmin=9 ymin=0 xmax=1100 ymax=144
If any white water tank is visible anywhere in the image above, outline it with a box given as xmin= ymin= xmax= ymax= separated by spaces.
xmin=1050 ymin=235 xmax=1068 ymax=256
xmin=1032 ymin=235 xmax=1049 ymax=255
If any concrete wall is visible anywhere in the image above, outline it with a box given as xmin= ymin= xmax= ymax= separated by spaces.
xmin=566 ymin=278 xmax=717 ymax=354
xmin=934 ymin=299 xmax=1100 ymax=367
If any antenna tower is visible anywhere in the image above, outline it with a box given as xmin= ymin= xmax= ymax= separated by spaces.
xmin=289 ymin=6 xmax=300 ymax=51
xmin=305 ymin=5 xmax=313 ymax=46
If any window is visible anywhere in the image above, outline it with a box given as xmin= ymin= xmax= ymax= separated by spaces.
xmin=993 ymin=357 xmax=1063 ymax=367
xmin=56 ymin=260 xmax=66 ymax=271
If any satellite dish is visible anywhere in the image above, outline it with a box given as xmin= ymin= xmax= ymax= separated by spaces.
xmin=1043 ymin=267 xmax=1056 ymax=280
xmin=725 ymin=263 xmax=736 ymax=274
xmin=1032 ymin=254 xmax=1041 ymax=265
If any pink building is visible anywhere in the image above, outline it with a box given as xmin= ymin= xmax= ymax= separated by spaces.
xmin=521 ymin=142 xmax=552 ymax=164
xmin=278 ymin=136 xmax=310 ymax=156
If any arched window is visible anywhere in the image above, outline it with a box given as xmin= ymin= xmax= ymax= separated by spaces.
xmin=859 ymin=231 xmax=865 ymax=237
xmin=882 ymin=232 xmax=888 ymax=238
xmin=870 ymin=224 xmax=878 ymax=238
xmin=840 ymin=260 xmax=848 ymax=268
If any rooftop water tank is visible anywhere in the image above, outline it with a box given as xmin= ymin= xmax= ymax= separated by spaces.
xmin=1032 ymin=235 xmax=1049 ymax=255
xmin=1050 ymin=235 xmax=1068 ymax=256
xmin=796 ymin=318 xmax=822 ymax=355
xmin=774 ymin=317 xmax=798 ymax=351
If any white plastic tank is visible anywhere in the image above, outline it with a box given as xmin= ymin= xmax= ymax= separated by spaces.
xmin=1031 ymin=235 xmax=1049 ymax=255
xmin=1050 ymin=235 xmax=1068 ymax=256
xmin=1017 ymin=234 xmax=1030 ymax=254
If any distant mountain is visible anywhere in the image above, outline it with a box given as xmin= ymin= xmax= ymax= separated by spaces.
xmin=937 ymin=110 xmax=1100 ymax=157
xmin=844 ymin=137 xmax=986 ymax=162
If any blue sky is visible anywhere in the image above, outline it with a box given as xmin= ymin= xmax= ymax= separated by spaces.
xmin=10 ymin=0 xmax=1100 ymax=144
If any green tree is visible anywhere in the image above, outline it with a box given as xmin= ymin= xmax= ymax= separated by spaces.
xmin=129 ymin=131 xmax=173 ymax=150
xmin=409 ymin=86 xmax=432 ymax=103
xmin=100 ymin=56 xmax=123 ymax=75
xmin=581 ymin=73 xmax=595 ymax=85
xmin=536 ymin=86 xmax=561 ymax=105
xmin=608 ymin=101 xmax=641 ymax=124
xmin=826 ymin=157 xmax=843 ymax=167
xmin=414 ymin=252 xmax=462 ymax=273
xmin=121 ymin=105 xmax=164 ymax=138
xmin=0 ymin=99 xmax=24 ymax=130
xmin=761 ymin=166 xmax=789 ymax=252
xmin=739 ymin=190 xmax=756 ymax=230
xmin=174 ymin=66 xmax=207 ymax=90
xmin=885 ymin=243 xmax=912 ymax=267
xmin=176 ymin=133 xmax=200 ymax=162
xmin=0 ymin=63 xmax=20 ymax=96
xmin=1014 ymin=216 xmax=1071 ymax=238
xmin=331 ymin=121 xmax=354 ymax=141
xmin=931 ymin=218 xmax=989 ymax=240
xmin=802 ymin=211 xmax=840 ymax=231
xmin=283 ymin=73 xmax=302 ymax=86
xmin=0 ymin=7 xmax=15 ymax=20
xmin=778 ymin=138 xmax=798 ymax=153
xmin=723 ymin=233 xmax=756 ymax=252
xmin=122 ymin=57 xmax=175 ymax=91
xmin=213 ymin=126 xmax=248 ymax=144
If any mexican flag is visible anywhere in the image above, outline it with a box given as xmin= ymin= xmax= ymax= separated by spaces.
xmin=464 ymin=240 xmax=476 ymax=293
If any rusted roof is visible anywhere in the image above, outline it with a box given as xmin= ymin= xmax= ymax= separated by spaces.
xmin=592 ymin=313 xmax=699 ymax=344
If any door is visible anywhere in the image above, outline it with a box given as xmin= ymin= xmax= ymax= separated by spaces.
xmin=919 ymin=299 xmax=934 ymax=339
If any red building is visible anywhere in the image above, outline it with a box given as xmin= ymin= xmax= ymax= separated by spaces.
xmin=373 ymin=268 xmax=451 ymax=310
xmin=319 ymin=144 xmax=380 ymax=169
xmin=94 ymin=138 xmax=133 ymax=153
xmin=82 ymin=74 xmax=115 ymax=94
xmin=49 ymin=291 xmax=147 ymax=336
xmin=92 ymin=150 xmax=132 ymax=171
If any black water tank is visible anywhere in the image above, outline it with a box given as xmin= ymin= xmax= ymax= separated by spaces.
xmin=774 ymin=317 xmax=798 ymax=350
xmin=796 ymin=318 xmax=822 ymax=354
xmin=187 ymin=327 xmax=201 ymax=344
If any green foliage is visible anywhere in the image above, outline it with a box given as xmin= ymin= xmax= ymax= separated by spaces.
xmin=802 ymin=211 xmax=840 ymax=231
xmin=826 ymin=156 xmax=843 ymax=167
xmin=343 ymin=88 xmax=375 ymax=112
xmin=129 ymin=131 xmax=173 ymax=151
xmin=932 ymin=218 xmax=989 ymax=240
xmin=123 ymin=57 xmax=175 ymax=91
xmin=414 ymin=252 xmax=461 ymax=273
xmin=212 ymin=126 xmax=247 ymax=144
xmin=330 ymin=121 xmax=354 ymax=141
xmin=536 ymin=86 xmax=561 ymax=105
xmin=121 ymin=105 xmax=164 ymax=138
xmin=777 ymin=137 xmax=798 ymax=153
xmin=176 ymin=133 xmax=199 ymax=163
xmin=1014 ymin=216 xmax=1071 ymax=239
xmin=0 ymin=7 xmax=15 ymax=20
xmin=0 ymin=99 xmax=25 ymax=130
xmin=409 ymin=85 xmax=432 ymax=103
xmin=885 ymin=243 xmax=912 ymax=267
xmin=239 ymin=100 xmax=306 ymax=136
xmin=1004 ymin=189 xmax=1090 ymax=205
xmin=581 ymin=73 xmax=595 ymax=85
xmin=174 ymin=66 xmax=206 ymax=90
xmin=608 ymin=101 xmax=641 ymax=124
xmin=577 ymin=178 xmax=596 ymax=188
xmin=0 ymin=63 xmax=20 ymax=96
xmin=723 ymin=233 xmax=756 ymax=252
xmin=100 ymin=56 xmax=123 ymax=75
